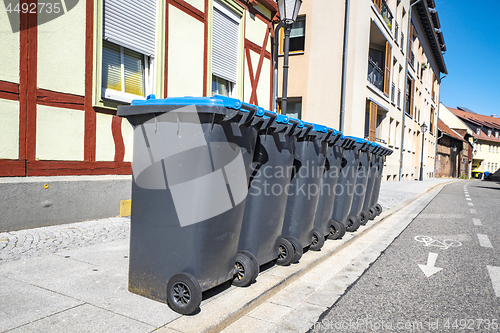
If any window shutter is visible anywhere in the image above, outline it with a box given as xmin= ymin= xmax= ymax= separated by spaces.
xmin=369 ymin=101 xmax=377 ymax=141
xmin=374 ymin=0 xmax=382 ymax=10
xmin=409 ymin=23 xmax=414 ymax=56
xmin=212 ymin=2 xmax=240 ymax=83
xmin=384 ymin=41 xmax=392 ymax=96
xmin=103 ymin=0 xmax=156 ymax=56
xmin=409 ymin=77 xmax=414 ymax=117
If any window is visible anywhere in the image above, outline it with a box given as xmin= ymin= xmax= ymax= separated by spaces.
xmin=430 ymin=106 xmax=435 ymax=135
xmin=489 ymin=145 xmax=492 ymax=153
xmin=406 ymin=75 xmax=414 ymax=116
xmin=278 ymin=97 xmax=302 ymax=119
xmin=476 ymin=127 xmax=481 ymax=135
xmin=212 ymin=1 xmax=241 ymax=97
xmin=280 ymin=16 xmax=306 ymax=54
xmin=496 ymin=131 xmax=499 ymax=138
xmin=488 ymin=162 xmax=491 ymax=171
xmin=488 ymin=129 xmax=492 ymax=137
xmin=101 ymin=0 xmax=156 ymax=103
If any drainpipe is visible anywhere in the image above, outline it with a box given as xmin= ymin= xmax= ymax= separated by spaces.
xmin=272 ymin=21 xmax=284 ymax=113
xmin=399 ymin=0 xmax=422 ymax=181
xmin=433 ymin=74 xmax=447 ymax=178
xmin=339 ymin=0 xmax=351 ymax=132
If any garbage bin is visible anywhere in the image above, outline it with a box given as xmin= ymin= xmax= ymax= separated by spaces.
xmin=472 ymin=171 xmax=483 ymax=179
xmin=281 ymin=123 xmax=330 ymax=261
xmin=330 ymin=136 xmax=360 ymax=234
xmin=359 ymin=142 xmax=381 ymax=225
xmin=344 ymin=137 xmax=373 ymax=232
xmin=117 ymin=95 xmax=268 ymax=315
xmin=312 ymin=130 xmax=345 ymax=241
xmin=369 ymin=146 xmax=393 ymax=219
xmin=237 ymin=114 xmax=305 ymax=273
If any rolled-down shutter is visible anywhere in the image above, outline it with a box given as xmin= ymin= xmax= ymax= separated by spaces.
xmin=212 ymin=2 xmax=240 ymax=83
xmin=369 ymin=101 xmax=377 ymax=142
xmin=103 ymin=0 xmax=156 ymax=57
xmin=384 ymin=41 xmax=392 ymax=96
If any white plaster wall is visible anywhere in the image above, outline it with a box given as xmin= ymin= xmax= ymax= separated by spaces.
xmin=244 ymin=52 xmax=253 ymax=103
xmin=36 ymin=105 xmax=84 ymax=161
xmin=184 ymin=0 xmax=205 ymax=12
xmin=245 ymin=12 xmax=270 ymax=52
xmin=37 ymin=0 xmax=86 ymax=95
xmin=95 ymin=113 xmax=115 ymax=162
xmin=0 ymin=99 xmax=20 ymax=159
xmin=256 ymin=57 xmax=270 ymax=110
xmin=168 ymin=5 xmax=205 ymax=97
xmin=0 ymin=9 xmax=19 ymax=83
xmin=122 ymin=118 xmax=134 ymax=162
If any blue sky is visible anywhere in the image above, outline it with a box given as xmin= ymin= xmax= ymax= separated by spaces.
xmin=437 ymin=0 xmax=500 ymax=116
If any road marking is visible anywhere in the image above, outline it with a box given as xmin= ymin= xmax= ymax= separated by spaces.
xmin=487 ymin=266 xmax=500 ymax=297
xmin=419 ymin=253 xmax=443 ymax=277
xmin=470 ymin=209 xmax=477 ymax=214
xmin=414 ymin=235 xmax=462 ymax=249
xmin=473 ymin=218 xmax=483 ymax=226
xmin=466 ymin=198 xmax=472 ymax=201
xmin=478 ymin=234 xmax=493 ymax=248
xmin=418 ymin=214 xmax=464 ymax=219
xmin=468 ymin=202 xmax=474 ymax=206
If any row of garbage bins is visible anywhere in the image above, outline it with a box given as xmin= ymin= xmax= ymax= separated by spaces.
xmin=117 ymin=95 xmax=393 ymax=315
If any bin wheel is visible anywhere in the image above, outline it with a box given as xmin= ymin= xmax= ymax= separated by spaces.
xmin=276 ymin=238 xmax=294 ymax=266
xmin=232 ymin=253 xmax=255 ymax=287
xmin=346 ymin=217 xmax=361 ymax=232
xmin=285 ymin=236 xmax=303 ymax=263
xmin=360 ymin=212 xmax=368 ymax=226
xmin=167 ymin=273 xmax=202 ymax=315
xmin=239 ymin=250 xmax=260 ymax=281
xmin=328 ymin=220 xmax=346 ymax=240
xmin=368 ymin=207 xmax=377 ymax=220
xmin=309 ymin=228 xmax=325 ymax=251
xmin=375 ymin=203 xmax=383 ymax=215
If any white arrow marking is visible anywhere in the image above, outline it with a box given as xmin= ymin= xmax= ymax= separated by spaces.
xmin=487 ymin=266 xmax=500 ymax=297
xmin=419 ymin=252 xmax=443 ymax=277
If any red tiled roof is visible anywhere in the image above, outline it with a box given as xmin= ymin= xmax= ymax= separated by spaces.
xmin=447 ymin=107 xmax=500 ymax=143
xmin=438 ymin=119 xmax=466 ymax=142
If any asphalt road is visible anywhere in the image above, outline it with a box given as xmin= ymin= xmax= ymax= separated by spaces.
xmin=310 ymin=180 xmax=500 ymax=332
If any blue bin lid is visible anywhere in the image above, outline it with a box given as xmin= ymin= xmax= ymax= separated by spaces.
xmin=347 ymin=136 xmax=366 ymax=144
xmin=312 ymin=124 xmax=328 ymax=133
xmin=275 ymin=114 xmax=289 ymax=124
xmin=131 ymin=94 xmax=245 ymax=110
xmin=289 ymin=117 xmax=305 ymax=128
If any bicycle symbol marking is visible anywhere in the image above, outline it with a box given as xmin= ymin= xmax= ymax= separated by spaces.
xmin=414 ymin=235 xmax=462 ymax=250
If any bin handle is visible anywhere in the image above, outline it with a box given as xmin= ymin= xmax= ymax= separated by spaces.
xmin=239 ymin=103 xmax=257 ymax=121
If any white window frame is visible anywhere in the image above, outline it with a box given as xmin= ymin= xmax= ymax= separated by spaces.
xmin=101 ymin=43 xmax=155 ymax=104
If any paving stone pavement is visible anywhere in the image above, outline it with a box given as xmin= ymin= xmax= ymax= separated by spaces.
xmin=0 ymin=217 xmax=130 ymax=263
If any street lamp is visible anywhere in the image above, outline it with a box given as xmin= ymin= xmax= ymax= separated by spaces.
xmin=276 ymin=0 xmax=302 ymax=116
xmin=419 ymin=122 xmax=428 ymax=181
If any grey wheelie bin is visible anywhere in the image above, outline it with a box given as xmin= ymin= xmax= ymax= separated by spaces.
xmin=312 ymin=130 xmax=345 ymax=242
xmin=281 ymin=123 xmax=330 ymax=261
xmin=237 ymin=115 xmax=305 ymax=275
xmin=344 ymin=137 xmax=373 ymax=232
xmin=117 ymin=95 xmax=268 ymax=315
xmin=359 ymin=142 xmax=381 ymax=225
xmin=330 ymin=137 xmax=363 ymax=233
xmin=369 ymin=146 xmax=394 ymax=219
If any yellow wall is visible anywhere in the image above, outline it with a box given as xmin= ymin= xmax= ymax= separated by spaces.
xmin=95 ymin=113 xmax=115 ymax=162
xmin=122 ymin=119 xmax=134 ymax=162
xmin=37 ymin=0 xmax=86 ymax=96
xmin=36 ymin=105 xmax=85 ymax=161
xmin=0 ymin=9 xmax=19 ymax=83
xmin=185 ymin=0 xmax=205 ymax=12
xmin=0 ymin=99 xmax=20 ymax=159
xmin=167 ymin=5 xmax=205 ymax=98
xmin=245 ymin=12 xmax=270 ymax=52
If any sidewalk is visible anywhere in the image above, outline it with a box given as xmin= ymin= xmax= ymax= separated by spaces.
xmin=0 ymin=178 xmax=455 ymax=333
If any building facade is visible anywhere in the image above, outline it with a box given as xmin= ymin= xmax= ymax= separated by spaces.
xmin=435 ymin=119 xmax=471 ymax=178
xmin=440 ymin=105 xmax=500 ymax=177
xmin=276 ymin=0 xmax=447 ymax=182
xmin=0 ymin=0 xmax=277 ymax=231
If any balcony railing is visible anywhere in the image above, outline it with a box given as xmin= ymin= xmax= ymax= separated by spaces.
xmin=391 ymin=82 xmax=395 ymax=103
xmin=381 ymin=0 xmax=393 ymax=30
xmin=367 ymin=58 xmax=384 ymax=91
